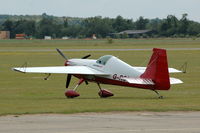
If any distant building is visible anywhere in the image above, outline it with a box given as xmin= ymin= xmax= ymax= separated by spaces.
xmin=92 ymin=34 xmax=97 ymax=39
xmin=0 ymin=31 xmax=10 ymax=39
xmin=16 ymin=34 xmax=26 ymax=39
xmin=117 ymin=30 xmax=151 ymax=35
xmin=62 ymin=36 xmax=69 ymax=40
xmin=110 ymin=30 xmax=151 ymax=38
xmin=44 ymin=36 xmax=52 ymax=40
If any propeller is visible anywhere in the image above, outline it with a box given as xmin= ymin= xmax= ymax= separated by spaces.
xmin=82 ymin=54 xmax=91 ymax=59
xmin=57 ymin=48 xmax=91 ymax=60
xmin=56 ymin=48 xmax=91 ymax=88
xmin=56 ymin=48 xmax=70 ymax=88
xmin=56 ymin=48 xmax=68 ymax=60
xmin=66 ymin=74 xmax=72 ymax=88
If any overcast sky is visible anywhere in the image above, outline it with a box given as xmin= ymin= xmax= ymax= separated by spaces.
xmin=0 ymin=0 xmax=199 ymax=22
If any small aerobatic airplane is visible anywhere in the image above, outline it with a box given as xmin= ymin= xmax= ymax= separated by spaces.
xmin=13 ymin=48 xmax=183 ymax=98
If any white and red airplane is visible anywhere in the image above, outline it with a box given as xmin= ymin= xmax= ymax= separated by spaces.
xmin=13 ymin=48 xmax=183 ymax=98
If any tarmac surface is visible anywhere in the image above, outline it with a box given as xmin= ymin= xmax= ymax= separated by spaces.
xmin=0 ymin=112 xmax=200 ymax=133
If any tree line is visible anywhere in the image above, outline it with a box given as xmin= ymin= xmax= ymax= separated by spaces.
xmin=0 ymin=13 xmax=200 ymax=39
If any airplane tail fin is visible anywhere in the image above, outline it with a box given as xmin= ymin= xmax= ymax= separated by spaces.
xmin=140 ymin=48 xmax=170 ymax=90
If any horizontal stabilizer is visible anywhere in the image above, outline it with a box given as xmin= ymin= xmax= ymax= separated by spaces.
xmin=124 ymin=77 xmax=183 ymax=85
xmin=12 ymin=66 xmax=110 ymax=76
xmin=170 ymin=77 xmax=183 ymax=84
xmin=133 ymin=67 xmax=182 ymax=73
xmin=123 ymin=77 xmax=155 ymax=85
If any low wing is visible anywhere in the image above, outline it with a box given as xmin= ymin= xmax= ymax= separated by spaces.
xmin=123 ymin=77 xmax=183 ymax=85
xmin=133 ymin=66 xmax=182 ymax=73
xmin=12 ymin=66 xmax=110 ymax=76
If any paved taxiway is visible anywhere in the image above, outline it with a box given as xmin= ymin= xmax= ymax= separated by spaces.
xmin=0 ymin=112 xmax=200 ymax=133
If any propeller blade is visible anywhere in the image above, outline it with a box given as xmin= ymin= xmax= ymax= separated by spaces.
xmin=85 ymin=81 xmax=89 ymax=85
xmin=66 ymin=74 xmax=72 ymax=88
xmin=56 ymin=48 xmax=68 ymax=60
xmin=82 ymin=54 xmax=91 ymax=59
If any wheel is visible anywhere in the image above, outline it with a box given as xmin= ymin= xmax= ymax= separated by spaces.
xmin=65 ymin=90 xmax=80 ymax=98
xmin=98 ymin=89 xmax=114 ymax=98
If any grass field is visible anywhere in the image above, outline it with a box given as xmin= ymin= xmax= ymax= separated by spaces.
xmin=0 ymin=38 xmax=200 ymax=115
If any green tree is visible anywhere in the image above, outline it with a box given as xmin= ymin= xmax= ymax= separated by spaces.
xmin=13 ymin=20 xmax=36 ymax=36
xmin=1 ymin=13 xmax=200 ymax=39
xmin=158 ymin=15 xmax=178 ymax=36
xmin=147 ymin=18 xmax=161 ymax=30
xmin=63 ymin=18 xmax=68 ymax=28
xmin=165 ymin=15 xmax=179 ymax=36
xmin=65 ymin=25 xmax=83 ymax=38
xmin=83 ymin=16 xmax=113 ymax=37
xmin=113 ymin=15 xmax=134 ymax=32
xmin=178 ymin=13 xmax=189 ymax=34
xmin=24 ymin=20 xmax=36 ymax=36
xmin=36 ymin=17 xmax=62 ymax=38
xmin=2 ymin=20 xmax=13 ymax=31
xmin=187 ymin=21 xmax=200 ymax=35
xmin=135 ymin=16 xmax=149 ymax=30
xmin=2 ymin=20 xmax=15 ymax=38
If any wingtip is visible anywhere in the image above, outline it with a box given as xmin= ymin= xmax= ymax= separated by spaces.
xmin=12 ymin=67 xmax=25 ymax=73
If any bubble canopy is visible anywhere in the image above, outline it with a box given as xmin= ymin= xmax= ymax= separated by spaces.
xmin=96 ymin=55 xmax=113 ymax=65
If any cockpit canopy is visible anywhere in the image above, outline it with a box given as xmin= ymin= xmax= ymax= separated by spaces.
xmin=96 ymin=55 xmax=113 ymax=65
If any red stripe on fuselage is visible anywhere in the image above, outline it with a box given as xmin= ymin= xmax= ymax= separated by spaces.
xmin=73 ymin=75 xmax=155 ymax=90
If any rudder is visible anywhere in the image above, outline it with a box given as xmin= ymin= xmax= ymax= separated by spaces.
xmin=140 ymin=48 xmax=170 ymax=90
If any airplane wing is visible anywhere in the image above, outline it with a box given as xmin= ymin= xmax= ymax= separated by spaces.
xmin=12 ymin=66 xmax=110 ymax=76
xmin=123 ymin=77 xmax=183 ymax=85
xmin=133 ymin=66 xmax=182 ymax=73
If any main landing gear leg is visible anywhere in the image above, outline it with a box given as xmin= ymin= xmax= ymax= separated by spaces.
xmin=153 ymin=90 xmax=164 ymax=99
xmin=65 ymin=78 xmax=85 ymax=98
xmin=97 ymin=83 xmax=114 ymax=98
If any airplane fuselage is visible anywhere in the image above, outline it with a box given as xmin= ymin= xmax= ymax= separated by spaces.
xmin=67 ymin=56 xmax=154 ymax=90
